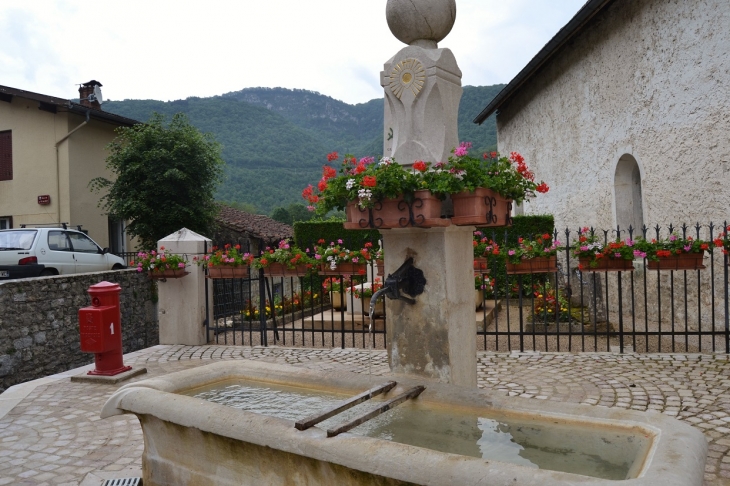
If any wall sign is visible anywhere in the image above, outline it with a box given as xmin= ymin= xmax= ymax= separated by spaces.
xmin=37 ymin=195 xmax=51 ymax=205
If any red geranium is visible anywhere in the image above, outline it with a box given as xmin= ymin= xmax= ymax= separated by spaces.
xmin=362 ymin=176 xmax=377 ymax=187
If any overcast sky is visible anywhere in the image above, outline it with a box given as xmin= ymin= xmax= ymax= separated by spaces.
xmin=0 ymin=0 xmax=587 ymax=105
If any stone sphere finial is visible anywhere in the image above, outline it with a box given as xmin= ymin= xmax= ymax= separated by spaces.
xmin=386 ymin=0 xmax=456 ymax=48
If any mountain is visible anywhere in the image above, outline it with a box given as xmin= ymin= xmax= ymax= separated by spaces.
xmin=102 ymin=85 xmax=503 ymax=214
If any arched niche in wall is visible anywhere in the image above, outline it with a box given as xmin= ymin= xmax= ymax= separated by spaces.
xmin=614 ymin=154 xmax=644 ymax=234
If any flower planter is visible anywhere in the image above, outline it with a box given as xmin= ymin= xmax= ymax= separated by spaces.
xmin=148 ymin=269 xmax=189 ymax=280
xmin=376 ymin=259 xmax=384 ymax=277
xmin=451 ymin=188 xmax=512 ymax=227
xmin=475 ymin=289 xmax=484 ymax=310
xmin=207 ymin=265 xmax=250 ymax=279
xmin=506 ymin=256 xmax=557 ymax=275
xmin=344 ymin=191 xmax=449 ymax=229
xmin=343 ymin=202 xmax=369 ymax=230
xmin=647 ymin=252 xmax=705 ymax=270
xmin=330 ymin=291 xmax=346 ymax=310
xmin=264 ymin=263 xmax=310 ymax=277
xmin=579 ymin=257 xmax=634 ymax=272
xmin=318 ymin=263 xmax=368 ymax=276
xmin=473 ymin=257 xmax=489 ymax=272
xmin=361 ymin=296 xmax=384 ymax=317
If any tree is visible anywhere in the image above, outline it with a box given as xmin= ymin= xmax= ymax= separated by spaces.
xmin=90 ymin=113 xmax=224 ymax=248
xmin=270 ymin=203 xmax=315 ymax=226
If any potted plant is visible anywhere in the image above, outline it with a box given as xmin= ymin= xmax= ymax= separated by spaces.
xmin=447 ymin=147 xmax=549 ymax=226
xmin=194 ymin=244 xmax=253 ymax=278
xmin=503 ymin=233 xmax=560 ymax=274
xmin=314 ymin=239 xmax=372 ymax=275
xmin=350 ymin=278 xmax=384 ymax=317
xmin=636 ymin=233 xmax=709 ymax=270
xmin=132 ymin=246 xmax=189 ymax=279
xmin=572 ymin=228 xmax=635 ymax=272
xmin=474 ymin=273 xmax=495 ymax=310
xmin=713 ymin=227 xmax=730 ymax=265
xmin=304 ymin=153 xmax=447 ymax=229
xmin=473 ymin=231 xmax=500 ymax=272
xmin=252 ymin=239 xmax=315 ymax=277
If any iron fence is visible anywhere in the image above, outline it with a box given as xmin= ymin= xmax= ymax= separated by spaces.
xmin=205 ymin=222 xmax=730 ymax=353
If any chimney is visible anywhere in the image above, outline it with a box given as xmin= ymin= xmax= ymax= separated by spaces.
xmin=78 ymin=80 xmax=103 ymax=110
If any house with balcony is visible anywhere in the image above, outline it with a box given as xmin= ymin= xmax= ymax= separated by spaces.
xmin=0 ymin=81 xmax=139 ymax=252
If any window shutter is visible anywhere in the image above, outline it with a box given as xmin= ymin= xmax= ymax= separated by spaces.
xmin=0 ymin=131 xmax=11 ymax=181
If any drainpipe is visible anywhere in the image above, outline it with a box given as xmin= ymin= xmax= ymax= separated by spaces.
xmin=54 ymin=108 xmax=90 ymax=224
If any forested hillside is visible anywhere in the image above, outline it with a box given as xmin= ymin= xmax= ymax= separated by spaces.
xmin=103 ymin=85 xmax=503 ymax=214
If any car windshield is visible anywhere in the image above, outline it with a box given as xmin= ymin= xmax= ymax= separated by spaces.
xmin=0 ymin=230 xmax=37 ymax=250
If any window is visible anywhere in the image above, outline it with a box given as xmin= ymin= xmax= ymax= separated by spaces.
xmin=0 ymin=216 xmax=10 ymax=229
xmin=0 ymin=131 xmax=11 ymax=181
xmin=68 ymin=232 xmax=100 ymax=253
xmin=47 ymin=231 xmax=71 ymax=251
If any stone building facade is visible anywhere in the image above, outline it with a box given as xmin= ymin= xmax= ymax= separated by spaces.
xmin=475 ymin=0 xmax=730 ymax=233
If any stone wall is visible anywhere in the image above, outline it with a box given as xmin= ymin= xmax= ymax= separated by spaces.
xmin=0 ymin=269 xmax=158 ymax=392
xmin=496 ymin=0 xmax=730 ymax=230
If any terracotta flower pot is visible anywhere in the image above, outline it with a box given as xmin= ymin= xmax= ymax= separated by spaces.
xmin=506 ymin=256 xmax=558 ymax=275
xmin=343 ymin=202 xmax=370 ymax=230
xmin=148 ymin=269 xmax=189 ymax=279
xmin=376 ymin=260 xmax=384 ymax=277
xmin=579 ymin=257 xmax=634 ymax=272
xmin=473 ymin=257 xmax=489 ymax=272
xmin=207 ymin=265 xmax=249 ymax=279
xmin=264 ymin=263 xmax=310 ymax=277
xmin=647 ymin=252 xmax=705 ymax=270
xmin=318 ymin=263 xmax=368 ymax=276
xmin=451 ymin=188 xmax=512 ymax=227
xmin=345 ymin=192 xmax=449 ymax=229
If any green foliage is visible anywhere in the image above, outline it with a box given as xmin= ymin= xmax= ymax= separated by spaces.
xmin=103 ymin=85 xmax=503 ymax=213
xmin=293 ymin=221 xmax=380 ymax=251
xmin=90 ymin=113 xmax=224 ymax=248
xmin=270 ymin=203 xmax=316 ymax=226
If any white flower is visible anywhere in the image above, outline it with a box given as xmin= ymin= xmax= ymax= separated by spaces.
xmin=345 ymin=178 xmax=356 ymax=190
xmin=330 ymin=261 xmax=337 ymax=270
xmin=379 ymin=157 xmax=393 ymax=166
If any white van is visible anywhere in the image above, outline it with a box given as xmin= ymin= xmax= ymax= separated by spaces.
xmin=0 ymin=227 xmax=126 ymax=279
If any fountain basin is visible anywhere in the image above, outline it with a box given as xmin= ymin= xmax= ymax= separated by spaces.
xmin=102 ymin=360 xmax=706 ymax=485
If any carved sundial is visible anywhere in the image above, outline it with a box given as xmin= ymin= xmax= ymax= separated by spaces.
xmin=388 ymin=58 xmax=426 ymax=99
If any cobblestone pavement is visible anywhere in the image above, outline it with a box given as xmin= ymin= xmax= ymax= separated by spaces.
xmin=1 ymin=345 xmax=729 ymax=485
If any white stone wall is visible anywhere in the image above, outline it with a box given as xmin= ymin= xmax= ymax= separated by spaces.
xmin=497 ymin=0 xmax=730 ymax=233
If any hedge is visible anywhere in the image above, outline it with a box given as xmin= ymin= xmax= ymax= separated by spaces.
xmin=293 ymin=220 xmax=381 ymax=251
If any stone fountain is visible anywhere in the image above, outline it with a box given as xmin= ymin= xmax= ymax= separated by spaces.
xmin=378 ymin=0 xmax=475 ymax=387
xmin=101 ymin=2 xmax=708 ymax=484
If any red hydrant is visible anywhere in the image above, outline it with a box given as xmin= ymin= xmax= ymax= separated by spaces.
xmin=78 ymin=281 xmax=132 ymax=376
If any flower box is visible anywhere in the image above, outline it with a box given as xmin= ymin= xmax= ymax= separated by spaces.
xmin=506 ymin=256 xmax=557 ymax=275
xmin=450 ymin=188 xmax=512 ymax=227
xmin=344 ymin=191 xmax=449 ymax=229
xmin=264 ymin=263 xmax=310 ymax=277
xmin=318 ymin=263 xmax=368 ymax=276
xmin=207 ymin=266 xmax=250 ymax=279
xmin=647 ymin=253 xmax=705 ymax=271
xmin=473 ymin=257 xmax=489 ymax=272
xmin=579 ymin=257 xmax=634 ymax=272
xmin=148 ymin=269 xmax=189 ymax=280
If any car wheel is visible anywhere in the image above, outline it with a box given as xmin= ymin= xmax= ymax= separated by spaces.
xmin=40 ymin=269 xmax=57 ymax=276
xmin=112 ymin=264 xmax=126 ymax=270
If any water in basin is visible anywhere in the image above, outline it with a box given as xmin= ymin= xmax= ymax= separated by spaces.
xmin=186 ymin=380 xmax=651 ymax=480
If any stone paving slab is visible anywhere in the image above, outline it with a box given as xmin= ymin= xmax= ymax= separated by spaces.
xmin=0 ymin=345 xmax=729 ymax=485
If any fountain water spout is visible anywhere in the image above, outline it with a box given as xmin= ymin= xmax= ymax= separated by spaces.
xmin=368 ymin=257 xmax=426 ymax=332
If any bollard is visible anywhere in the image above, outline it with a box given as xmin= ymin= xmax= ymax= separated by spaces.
xmin=78 ymin=281 xmax=132 ymax=376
